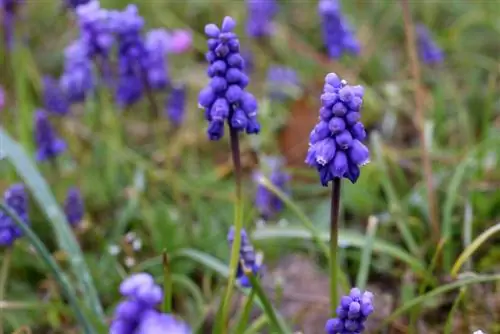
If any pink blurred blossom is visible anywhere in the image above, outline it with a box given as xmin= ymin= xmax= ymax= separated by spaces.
xmin=169 ymin=29 xmax=192 ymax=54
xmin=0 ymin=86 xmax=5 ymax=111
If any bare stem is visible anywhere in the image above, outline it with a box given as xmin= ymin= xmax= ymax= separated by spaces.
xmin=400 ymin=0 xmax=440 ymax=239
xmin=329 ymin=177 xmax=341 ymax=316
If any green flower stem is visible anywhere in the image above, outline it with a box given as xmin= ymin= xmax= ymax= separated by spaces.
xmin=329 ymin=178 xmax=341 ymax=316
xmin=0 ymin=202 xmax=95 ymax=334
xmin=0 ymin=249 xmax=12 ymax=334
xmin=219 ymin=127 xmax=244 ymax=333
xmin=161 ymin=250 xmax=173 ymax=314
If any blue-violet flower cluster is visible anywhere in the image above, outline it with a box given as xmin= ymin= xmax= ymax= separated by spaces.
xmin=266 ymin=66 xmax=301 ymax=101
xmin=110 ymin=273 xmax=191 ymax=334
xmin=1 ymin=0 xmax=23 ymax=48
xmin=227 ymin=227 xmax=262 ymax=288
xmin=305 ymin=73 xmax=369 ymax=186
xmin=0 ymin=184 xmax=29 ymax=247
xmin=64 ymin=188 xmax=84 ymax=227
xmin=65 ymin=0 xmax=91 ymax=10
xmin=43 ymin=76 xmax=70 ymax=115
xmin=246 ymin=0 xmax=279 ymax=38
xmin=165 ymin=85 xmax=186 ymax=126
xmin=318 ymin=0 xmax=360 ymax=59
xmin=198 ymin=16 xmax=260 ymax=140
xmin=416 ymin=24 xmax=444 ymax=65
xmin=325 ymin=288 xmax=374 ymax=334
xmin=34 ymin=110 xmax=67 ymax=161
xmin=254 ymin=156 xmax=289 ymax=219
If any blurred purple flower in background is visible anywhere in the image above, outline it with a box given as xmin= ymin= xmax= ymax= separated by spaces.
xmin=325 ymin=288 xmax=374 ymax=334
xmin=198 ymin=16 xmax=260 ymax=140
xmin=60 ymin=40 xmax=94 ymax=103
xmin=43 ymin=76 xmax=70 ymax=115
xmin=110 ymin=273 xmax=191 ymax=334
xmin=318 ymin=0 xmax=360 ymax=59
xmin=241 ymin=49 xmax=254 ymax=74
xmin=266 ymin=66 xmax=301 ymax=101
xmin=34 ymin=110 xmax=66 ymax=161
xmin=65 ymin=0 xmax=91 ymax=10
xmin=64 ymin=188 xmax=84 ymax=227
xmin=168 ymin=29 xmax=192 ymax=54
xmin=416 ymin=24 xmax=444 ymax=65
xmin=0 ymin=184 xmax=29 ymax=247
xmin=227 ymin=227 xmax=262 ymax=287
xmin=254 ymin=156 xmax=290 ymax=219
xmin=246 ymin=0 xmax=279 ymax=38
xmin=1 ymin=0 xmax=23 ymax=48
xmin=0 ymin=85 xmax=5 ymax=111
xmin=144 ymin=28 xmax=170 ymax=90
xmin=306 ymin=73 xmax=369 ymax=186
xmin=165 ymin=85 xmax=186 ymax=126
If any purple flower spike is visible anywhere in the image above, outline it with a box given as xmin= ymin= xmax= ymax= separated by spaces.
xmin=111 ymin=273 xmax=191 ymax=334
xmin=0 ymin=184 xmax=29 ymax=247
xmin=416 ymin=24 xmax=444 ymax=65
xmin=266 ymin=66 xmax=301 ymax=101
xmin=34 ymin=110 xmax=66 ymax=161
xmin=165 ymin=85 xmax=186 ymax=126
xmin=246 ymin=0 xmax=279 ymax=38
xmin=0 ymin=85 xmax=5 ymax=111
xmin=227 ymin=227 xmax=263 ymax=287
xmin=305 ymin=73 xmax=369 ymax=185
xmin=318 ymin=0 xmax=360 ymax=59
xmin=199 ymin=16 xmax=260 ymax=140
xmin=1 ymin=0 xmax=23 ymax=49
xmin=254 ymin=156 xmax=290 ymax=219
xmin=325 ymin=288 xmax=374 ymax=334
xmin=65 ymin=0 xmax=91 ymax=10
xmin=64 ymin=188 xmax=84 ymax=227
xmin=60 ymin=40 xmax=94 ymax=103
xmin=43 ymin=76 xmax=70 ymax=116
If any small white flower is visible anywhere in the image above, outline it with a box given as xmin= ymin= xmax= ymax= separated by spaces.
xmin=108 ymin=244 xmax=120 ymax=256
xmin=125 ymin=232 xmax=136 ymax=242
xmin=132 ymin=239 xmax=142 ymax=251
xmin=473 ymin=330 xmax=486 ymax=334
xmin=124 ymin=256 xmax=136 ymax=268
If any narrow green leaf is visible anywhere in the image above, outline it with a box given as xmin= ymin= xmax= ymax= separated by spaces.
xmin=233 ymin=289 xmax=256 ymax=334
xmin=355 ymin=216 xmax=379 ymax=290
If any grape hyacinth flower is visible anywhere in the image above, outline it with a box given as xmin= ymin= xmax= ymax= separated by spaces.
xmin=43 ymin=76 xmax=70 ymax=115
xmin=227 ymin=227 xmax=262 ymax=288
xmin=60 ymin=40 xmax=94 ymax=103
xmin=65 ymin=0 xmax=91 ymax=10
xmin=266 ymin=66 xmax=301 ymax=101
xmin=305 ymin=73 xmax=369 ymax=186
xmin=254 ymin=156 xmax=290 ymax=219
xmin=0 ymin=85 xmax=5 ymax=111
xmin=325 ymin=288 xmax=374 ymax=334
xmin=198 ymin=16 xmax=260 ymax=140
xmin=110 ymin=273 xmax=191 ymax=334
xmin=165 ymin=85 xmax=186 ymax=126
xmin=318 ymin=0 xmax=360 ymax=59
xmin=1 ymin=0 xmax=23 ymax=48
xmin=64 ymin=188 xmax=84 ymax=227
xmin=34 ymin=110 xmax=67 ymax=161
xmin=416 ymin=24 xmax=444 ymax=65
xmin=306 ymin=73 xmax=369 ymax=316
xmin=144 ymin=28 xmax=170 ymax=90
xmin=0 ymin=184 xmax=29 ymax=247
xmin=246 ymin=0 xmax=279 ymax=38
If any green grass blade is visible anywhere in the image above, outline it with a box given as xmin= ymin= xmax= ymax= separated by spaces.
xmin=251 ymin=226 xmax=434 ymax=284
xmin=0 ymin=202 xmax=96 ymax=334
xmin=233 ymin=289 xmax=256 ymax=334
xmin=355 ymin=216 xmax=379 ymax=290
xmin=0 ymin=128 xmax=104 ymax=320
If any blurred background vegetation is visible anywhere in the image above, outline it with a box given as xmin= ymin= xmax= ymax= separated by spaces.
xmin=0 ymin=0 xmax=499 ymax=333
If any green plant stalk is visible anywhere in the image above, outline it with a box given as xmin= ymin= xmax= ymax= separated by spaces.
xmin=0 ymin=202 xmax=95 ymax=334
xmin=244 ymin=267 xmax=291 ymax=334
xmin=243 ymin=315 xmax=268 ymax=334
xmin=444 ymin=287 xmax=465 ymax=334
xmin=259 ymin=177 xmax=350 ymax=292
xmin=329 ymin=178 xmax=341 ymax=316
xmin=234 ymin=289 xmax=256 ymax=334
xmin=356 ymin=216 xmax=379 ymax=291
xmin=162 ymin=250 xmax=173 ymax=314
xmin=218 ymin=127 xmax=244 ymax=333
xmin=0 ymin=249 xmax=12 ymax=334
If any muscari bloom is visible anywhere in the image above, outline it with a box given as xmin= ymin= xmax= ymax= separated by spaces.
xmin=305 ymin=73 xmax=369 ymax=186
xmin=34 ymin=110 xmax=66 ymax=161
xmin=60 ymin=40 xmax=94 ymax=103
xmin=246 ymin=0 xmax=279 ymax=38
xmin=416 ymin=24 xmax=444 ymax=65
xmin=227 ymin=227 xmax=262 ymax=288
xmin=0 ymin=184 xmax=29 ymax=247
xmin=43 ymin=76 xmax=70 ymax=115
xmin=325 ymin=288 xmax=374 ymax=334
xmin=0 ymin=85 xmax=5 ymax=111
xmin=110 ymin=273 xmax=191 ymax=334
xmin=266 ymin=66 xmax=301 ymax=101
xmin=1 ymin=0 xmax=23 ymax=48
xmin=318 ymin=0 xmax=360 ymax=59
xmin=65 ymin=0 xmax=91 ymax=10
xmin=64 ymin=188 xmax=84 ymax=227
xmin=165 ymin=85 xmax=186 ymax=126
xmin=198 ymin=16 xmax=260 ymax=140
xmin=254 ymin=157 xmax=289 ymax=219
